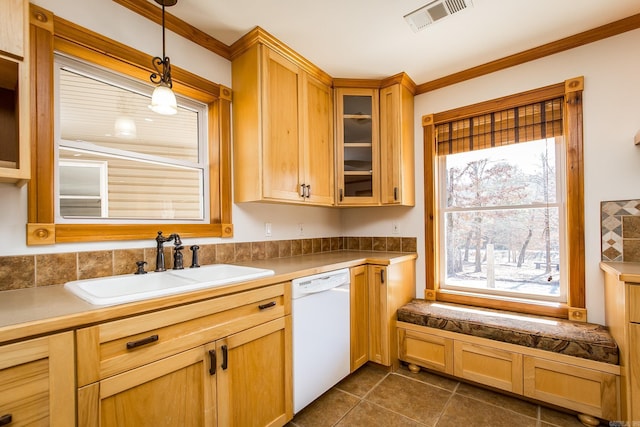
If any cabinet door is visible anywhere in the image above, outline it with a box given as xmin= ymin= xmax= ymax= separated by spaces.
xmin=350 ymin=265 xmax=369 ymax=371
xmin=629 ymin=322 xmax=640 ymax=422
xmin=79 ymin=346 xmax=215 ymax=427
xmin=217 ymin=316 xmax=292 ymax=427
xmin=0 ymin=0 xmax=29 ymax=184
xmin=523 ymin=356 xmax=618 ymax=420
xmin=454 ymin=341 xmax=523 ymax=394
xmin=379 ymin=83 xmax=414 ymax=206
xmin=262 ymin=48 xmax=302 ymax=202
xmin=368 ymin=265 xmax=388 ymax=365
xmin=0 ymin=0 xmax=24 ymax=59
xmin=302 ymin=72 xmax=334 ymax=205
xmin=0 ymin=332 xmax=75 ymax=427
xmin=335 ymin=88 xmax=379 ymax=205
xmin=397 ymin=326 xmax=454 ymax=375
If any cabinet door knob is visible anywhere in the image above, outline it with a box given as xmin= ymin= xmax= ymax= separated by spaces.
xmin=0 ymin=414 xmax=12 ymax=426
xmin=208 ymin=349 xmax=216 ymax=375
xmin=126 ymin=334 xmax=159 ymax=350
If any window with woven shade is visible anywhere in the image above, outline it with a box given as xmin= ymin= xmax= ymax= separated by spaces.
xmin=424 ymin=79 xmax=585 ymax=319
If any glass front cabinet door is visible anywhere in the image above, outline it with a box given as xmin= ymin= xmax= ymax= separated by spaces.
xmin=335 ymin=88 xmax=379 ymax=205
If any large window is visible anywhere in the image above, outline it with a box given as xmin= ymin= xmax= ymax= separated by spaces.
xmin=424 ymin=79 xmax=585 ymax=319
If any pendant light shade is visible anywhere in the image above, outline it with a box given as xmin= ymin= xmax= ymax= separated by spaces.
xmin=150 ymin=83 xmax=177 ymax=115
xmin=149 ymin=0 xmax=178 ymax=115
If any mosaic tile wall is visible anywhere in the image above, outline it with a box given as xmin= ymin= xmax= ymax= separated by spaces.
xmin=601 ymin=199 xmax=640 ymax=262
xmin=0 ymin=236 xmax=417 ymax=292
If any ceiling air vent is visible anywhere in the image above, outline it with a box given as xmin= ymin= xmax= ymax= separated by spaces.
xmin=404 ymin=0 xmax=473 ymax=33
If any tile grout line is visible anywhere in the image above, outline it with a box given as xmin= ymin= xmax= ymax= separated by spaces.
xmin=331 ymin=369 xmax=393 ymax=426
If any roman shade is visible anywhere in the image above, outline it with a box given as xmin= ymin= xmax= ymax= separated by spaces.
xmin=436 ymin=97 xmax=563 ymax=155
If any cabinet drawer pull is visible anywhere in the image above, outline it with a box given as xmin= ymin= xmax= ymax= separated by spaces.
xmin=126 ymin=334 xmax=159 ymax=350
xmin=339 ymin=188 xmax=343 ymax=202
xmin=300 ymin=184 xmax=305 ymax=198
xmin=258 ymin=301 xmax=276 ymax=310
xmin=380 ymin=269 xmax=385 ymax=284
xmin=208 ymin=349 xmax=216 ymax=375
xmin=394 ymin=187 xmax=398 ymax=201
xmin=221 ymin=345 xmax=228 ymax=370
xmin=305 ymin=184 xmax=311 ymax=198
xmin=0 ymin=414 xmax=12 ymax=426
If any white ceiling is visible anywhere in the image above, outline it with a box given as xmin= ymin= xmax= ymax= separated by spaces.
xmin=167 ymin=0 xmax=640 ymax=85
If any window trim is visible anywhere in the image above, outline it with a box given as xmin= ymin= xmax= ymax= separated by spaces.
xmin=423 ymin=77 xmax=585 ymax=320
xmin=27 ymin=5 xmax=233 ymax=244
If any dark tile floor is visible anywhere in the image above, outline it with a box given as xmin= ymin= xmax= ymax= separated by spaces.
xmin=288 ymin=363 xmax=602 ymax=427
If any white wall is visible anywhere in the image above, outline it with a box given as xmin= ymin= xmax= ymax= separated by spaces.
xmin=408 ymin=28 xmax=640 ymax=325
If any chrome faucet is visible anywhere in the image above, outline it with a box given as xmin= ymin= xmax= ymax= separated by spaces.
xmin=155 ymin=231 xmax=181 ymax=272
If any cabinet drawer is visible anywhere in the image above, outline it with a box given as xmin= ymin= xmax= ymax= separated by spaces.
xmin=629 ymin=285 xmax=640 ymax=323
xmin=453 ymin=341 xmax=523 ymax=394
xmin=398 ymin=326 xmax=453 ymax=375
xmin=77 ymin=283 xmax=287 ymax=386
xmin=523 ymin=356 xmax=618 ymax=420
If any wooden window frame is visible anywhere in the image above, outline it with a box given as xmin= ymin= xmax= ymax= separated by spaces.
xmin=423 ymin=77 xmax=585 ymax=320
xmin=26 ymin=5 xmax=233 ymax=245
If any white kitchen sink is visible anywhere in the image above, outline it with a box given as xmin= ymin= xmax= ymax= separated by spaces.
xmin=64 ymin=264 xmax=275 ymax=306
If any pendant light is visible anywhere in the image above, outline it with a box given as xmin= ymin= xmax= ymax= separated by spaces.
xmin=149 ymin=0 xmax=178 ymax=115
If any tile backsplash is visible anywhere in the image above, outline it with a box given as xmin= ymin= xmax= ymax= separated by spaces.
xmin=0 ymin=236 xmax=417 ymax=292
xmin=601 ymin=199 xmax=640 ymax=262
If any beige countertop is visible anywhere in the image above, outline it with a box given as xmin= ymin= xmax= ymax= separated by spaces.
xmin=0 ymin=251 xmax=416 ymax=345
xmin=600 ymin=261 xmax=640 ymax=283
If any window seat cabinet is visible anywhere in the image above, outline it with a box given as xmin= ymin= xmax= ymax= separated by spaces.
xmin=76 ymin=282 xmax=292 ymax=427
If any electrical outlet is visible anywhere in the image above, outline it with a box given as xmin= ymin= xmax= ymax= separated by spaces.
xmin=392 ymin=222 xmax=400 ymax=234
xmin=298 ymin=223 xmax=304 ymax=236
xmin=265 ymin=222 xmax=272 ymax=237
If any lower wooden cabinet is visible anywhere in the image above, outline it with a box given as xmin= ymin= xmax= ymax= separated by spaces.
xmin=0 ymin=332 xmax=75 ymax=426
xmin=368 ymin=260 xmax=416 ymax=368
xmin=76 ymin=283 xmax=292 ymax=427
xmin=397 ymin=322 xmax=620 ymax=422
xmin=79 ymin=317 xmax=291 ymax=427
xmin=350 ymin=265 xmax=369 ymax=372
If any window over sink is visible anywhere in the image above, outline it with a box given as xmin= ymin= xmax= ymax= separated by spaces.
xmin=54 ymin=54 xmax=208 ymax=223
xmin=27 ymin=5 xmax=233 ymax=244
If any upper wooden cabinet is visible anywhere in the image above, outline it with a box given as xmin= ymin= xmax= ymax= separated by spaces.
xmin=232 ymin=28 xmax=334 ymax=206
xmin=335 ymin=75 xmax=415 ymax=207
xmin=335 ymin=87 xmax=380 ymax=205
xmin=379 ymin=78 xmax=415 ymax=206
xmin=0 ymin=0 xmax=29 ymax=185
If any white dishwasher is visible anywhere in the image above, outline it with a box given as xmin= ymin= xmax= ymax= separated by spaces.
xmin=292 ymin=268 xmax=351 ymax=414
